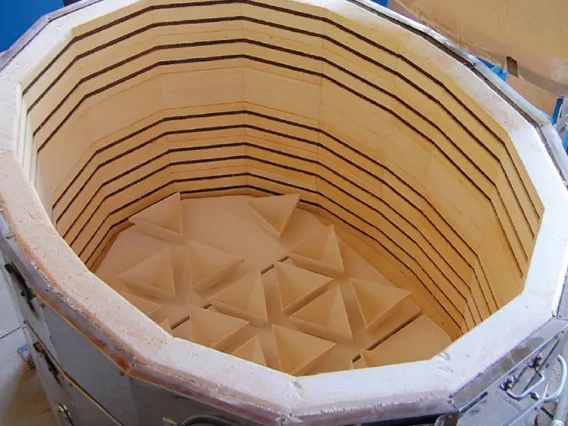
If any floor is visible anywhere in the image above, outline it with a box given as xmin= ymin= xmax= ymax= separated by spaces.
xmin=0 ymin=264 xmax=58 ymax=426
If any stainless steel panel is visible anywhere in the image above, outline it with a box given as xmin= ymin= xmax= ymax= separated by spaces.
xmin=1 ymin=256 xmax=57 ymax=357
xmin=43 ymin=306 xmax=138 ymax=426
xmin=25 ymin=326 xmax=68 ymax=426
xmin=129 ymin=379 xmax=263 ymax=426
xmin=66 ymin=383 xmax=121 ymax=426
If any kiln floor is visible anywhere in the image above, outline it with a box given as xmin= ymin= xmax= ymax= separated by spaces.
xmin=95 ymin=194 xmax=451 ymax=375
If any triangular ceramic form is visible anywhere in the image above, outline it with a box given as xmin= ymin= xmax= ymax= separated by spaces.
xmin=339 ymin=359 xmax=356 ymax=371
xmin=289 ymin=225 xmax=345 ymax=275
xmin=184 ymin=306 xmax=249 ymax=351
xmin=158 ymin=318 xmax=172 ymax=333
xmin=290 ymin=287 xmax=352 ymax=342
xmin=248 ymin=194 xmax=301 ymax=238
xmin=362 ymin=315 xmax=452 ymax=367
xmin=353 ymin=354 xmax=367 ymax=370
xmin=350 ymin=277 xmax=411 ymax=331
xmin=119 ymin=248 xmax=176 ymax=300
xmin=120 ymin=291 xmax=161 ymax=319
xmin=275 ymin=262 xmax=333 ymax=314
xmin=186 ymin=241 xmax=243 ymax=291
xmin=130 ymin=193 xmax=184 ymax=242
xmin=360 ymin=350 xmax=373 ymax=368
xmin=208 ymin=271 xmax=268 ymax=325
xmin=172 ymin=319 xmax=192 ymax=341
xmin=273 ymin=325 xmax=335 ymax=375
xmin=232 ymin=335 xmax=267 ymax=367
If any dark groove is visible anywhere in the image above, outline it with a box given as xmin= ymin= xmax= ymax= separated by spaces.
xmin=477 ymin=257 xmax=500 ymax=313
xmin=470 ymin=270 xmax=494 ymax=320
xmin=365 ymin=314 xmax=420 ymax=352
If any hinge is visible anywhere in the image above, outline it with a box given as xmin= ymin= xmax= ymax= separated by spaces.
xmin=163 ymin=414 xmax=239 ymax=426
xmin=4 ymin=261 xmax=36 ymax=313
xmin=33 ymin=342 xmax=61 ymax=385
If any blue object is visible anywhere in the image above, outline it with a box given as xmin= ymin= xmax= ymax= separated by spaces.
xmin=552 ymin=97 xmax=564 ymax=125
xmin=479 ymin=58 xmax=508 ymax=82
xmin=372 ymin=0 xmax=390 ymax=7
xmin=0 ymin=0 xmax=63 ymax=52
xmin=16 ymin=344 xmax=35 ymax=369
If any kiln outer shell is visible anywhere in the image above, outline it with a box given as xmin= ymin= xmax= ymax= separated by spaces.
xmin=1 ymin=0 xmax=568 ymax=424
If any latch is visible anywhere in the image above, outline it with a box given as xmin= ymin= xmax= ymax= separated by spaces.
xmin=4 ymin=261 xmax=36 ymax=313
xmin=163 ymin=414 xmax=239 ymax=426
xmin=33 ymin=342 xmax=62 ymax=386
xmin=57 ymin=403 xmax=75 ymax=425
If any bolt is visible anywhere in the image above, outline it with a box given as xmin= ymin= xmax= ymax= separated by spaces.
xmin=502 ymin=375 xmax=516 ymax=390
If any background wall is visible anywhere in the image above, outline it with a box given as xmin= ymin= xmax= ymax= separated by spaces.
xmin=390 ymin=0 xmax=568 ymax=96
xmin=0 ymin=0 xmax=63 ymax=52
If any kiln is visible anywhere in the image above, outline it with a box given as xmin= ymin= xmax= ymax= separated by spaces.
xmin=1 ymin=0 xmax=568 ymax=424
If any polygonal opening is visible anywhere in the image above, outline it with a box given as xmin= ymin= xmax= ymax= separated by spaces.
xmin=2 ymin=0 xmax=566 ymax=410
xmin=13 ymin=0 xmax=546 ymax=375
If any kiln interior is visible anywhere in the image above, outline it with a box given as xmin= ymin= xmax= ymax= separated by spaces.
xmin=18 ymin=0 xmax=543 ymax=374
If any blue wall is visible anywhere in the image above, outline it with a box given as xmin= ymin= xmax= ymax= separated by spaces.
xmin=0 ymin=0 xmax=63 ymax=51
xmin=0 ymin=0 xmax=388 ymax=52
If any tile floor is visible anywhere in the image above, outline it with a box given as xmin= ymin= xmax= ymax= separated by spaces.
xmin=0 ymin=266 xmax=57 ymax=426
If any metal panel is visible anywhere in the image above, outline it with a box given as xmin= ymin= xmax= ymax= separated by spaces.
xmin=290 ymin=401 xmax=453 ymax=426
xmin=129 ymin=379 xmax=263 ymax=426
xmin=43 ymin=306 xmax=139 ymax=426
xmin=25 ymin=326 xmax=68 ymax=426
xmin=450 ymin=318 xmax=568 ymax=425
xmin=1 ymin=253 xmax=58 ymax=357
xmin=65 ymin=384 xmax=121 ymax=426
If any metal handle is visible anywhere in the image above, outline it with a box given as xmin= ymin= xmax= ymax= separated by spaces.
xmin=505 ymin=370 xmax=546 ymax=400
xmin=543 ymin=355 xmax=568 ymax=403
xmin=163 ymin=414 xmax=239 ymax=426
xmin=505 ymin=355 xmax=568 ymax=403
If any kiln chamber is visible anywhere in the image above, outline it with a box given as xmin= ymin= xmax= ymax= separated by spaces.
xmin=1 ymin=0 xmax=568 ymax=424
